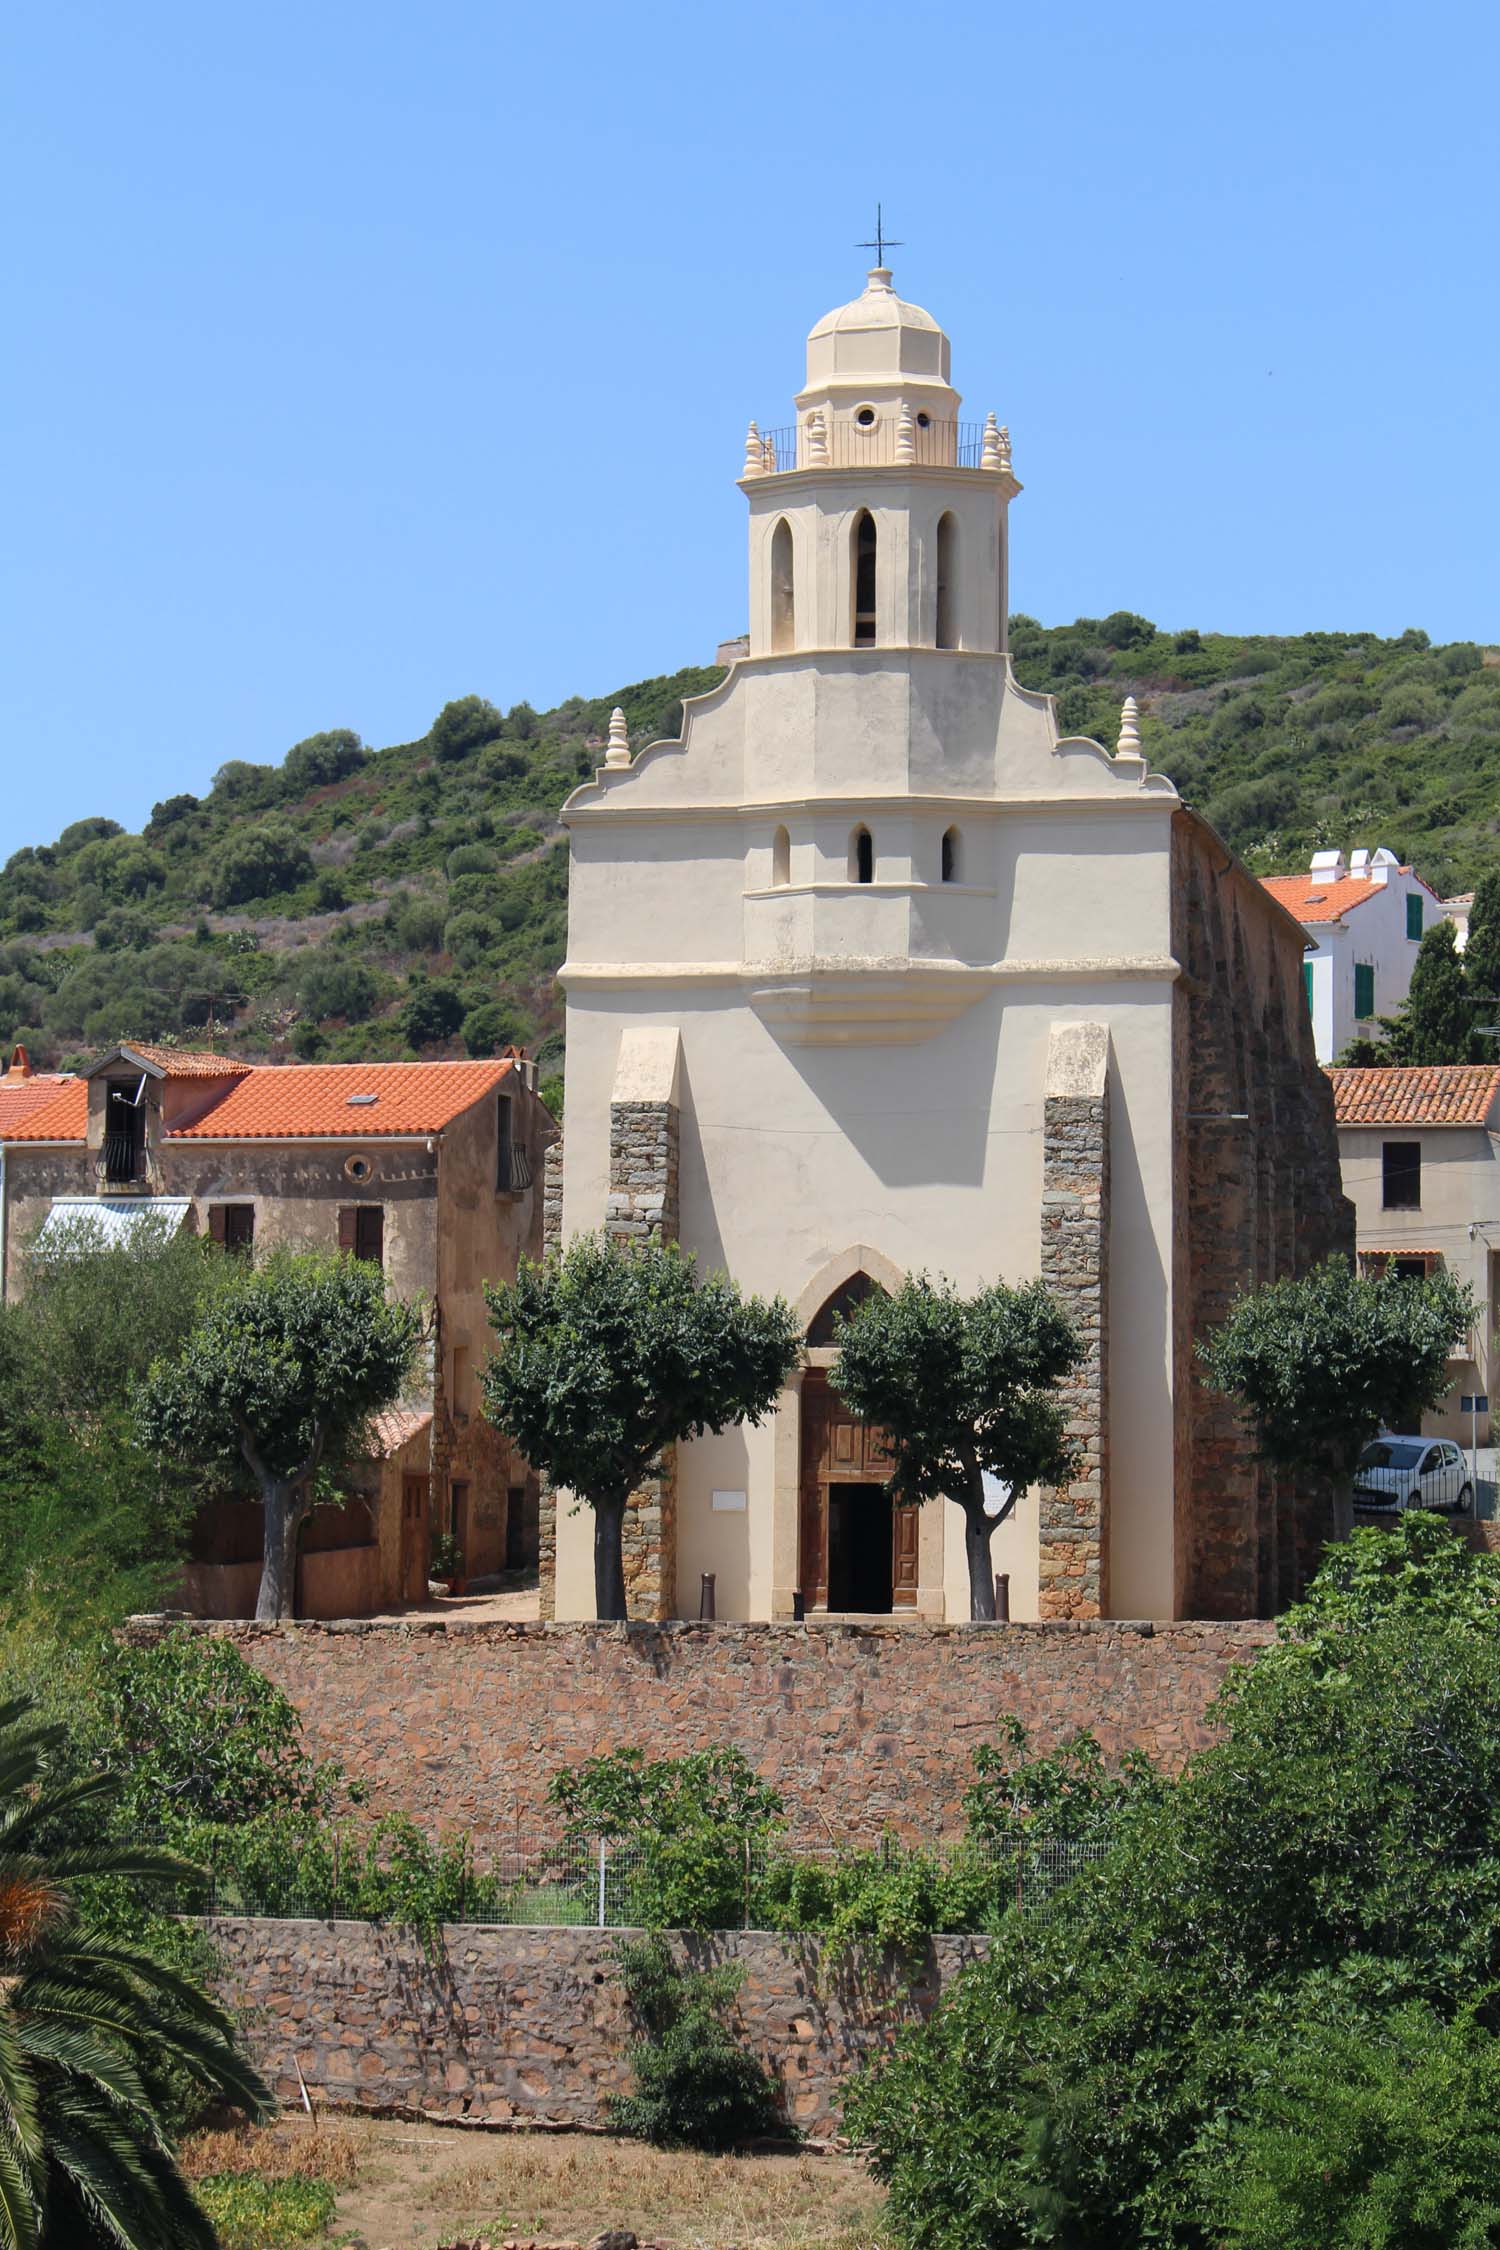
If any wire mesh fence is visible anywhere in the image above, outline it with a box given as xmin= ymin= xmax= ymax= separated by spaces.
xmin=170 ymin=1828 xmax=1111 ymax=1932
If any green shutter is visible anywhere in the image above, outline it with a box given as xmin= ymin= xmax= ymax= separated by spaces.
xmin=1355 ymin=962 xmax=1375 ymax=1019
xmin=1303 ymin=962 xmax=1314 ymax=1015
xmin=1407 ymin=893 xmax=1424 ymax=941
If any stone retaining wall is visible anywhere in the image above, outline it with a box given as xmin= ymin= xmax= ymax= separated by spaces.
xmin=155 ymin=1616 xmax=1272 ymax=1841
xmin=207 ymin=1918 xmax=987 ymax=2140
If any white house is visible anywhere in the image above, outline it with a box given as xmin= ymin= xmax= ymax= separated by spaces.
xmin=544 ymin=264 xmax=1347 ymax=1627
xmin=1328 ymin=1062 xmax=1500 ymax=1446
xmin=1262 ymin=848 xmax=1443 ymax=1063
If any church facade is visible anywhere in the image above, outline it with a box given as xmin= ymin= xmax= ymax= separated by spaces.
xmin=546 ymin=266 xmax=1349 ymax=1625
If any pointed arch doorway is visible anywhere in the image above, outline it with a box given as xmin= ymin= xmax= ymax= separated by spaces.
xmin=796 ymin=1267 xmax=919 ymax=1614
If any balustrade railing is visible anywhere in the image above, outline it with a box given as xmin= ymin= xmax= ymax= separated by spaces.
xmin=746 ymin=416 xmax=995 ymax=475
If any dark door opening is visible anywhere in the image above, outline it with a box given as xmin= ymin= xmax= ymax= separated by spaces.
xmin=827 ymin=1483 xmax=893 ymax=1613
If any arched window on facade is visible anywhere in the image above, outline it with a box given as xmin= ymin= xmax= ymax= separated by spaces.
xmin=771 ymin=825 xmax=791 ymax=887
xmin=935 ymin=512 xmax=958 ymax=649
xmin=849 ymin=826 xmax=874 ymax=884
xmin=852 ymin=511 xmax=877 ymax=646
xmin=770 ymin=518 xmax=795 ymax=654
xmin=807 ymin=1272 xmax=885 ymax=1346
xmin=941 ymin=826 xmax=961 ymax=883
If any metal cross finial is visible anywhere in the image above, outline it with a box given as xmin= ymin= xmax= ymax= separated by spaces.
xmin=856 ymin=204 xmax=903 ymax=267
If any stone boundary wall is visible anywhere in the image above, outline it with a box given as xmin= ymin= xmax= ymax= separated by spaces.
xmin=206 ymin=1919 xmax=988 ymax=2139
xmin=160 ymin=1617 xmax=1273 ymax=1840
xmin=1038 ymin=1024 xmax=1110 ymax=1621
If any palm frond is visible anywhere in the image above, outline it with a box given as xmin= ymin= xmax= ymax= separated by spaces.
xmin=44 ymin=2089 xmax=215 ymax=2250
xmin=12 ymin=2021 xmax=150 ymax=2117
xmin=0 ymin=2127 xmax=40 ymax=2250
xmin=0 ymin=2018 xmax=41 ymax=2167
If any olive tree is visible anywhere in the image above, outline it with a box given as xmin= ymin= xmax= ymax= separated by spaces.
xmin=831 ymin=1273 xmax=1081 ymax=1621
xmin=1199 ymin=1255 xmax=1473 ymax=1531
xmin=481 ymin=1235 xmax=801 ymax=1619
xmin=135 ymin=1249 xmax=422 ymax=1620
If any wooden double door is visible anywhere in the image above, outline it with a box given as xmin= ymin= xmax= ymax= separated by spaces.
xmin=798 ymin=1371 xmax=918 ymax=1613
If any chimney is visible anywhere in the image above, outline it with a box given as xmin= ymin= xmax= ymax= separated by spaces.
xmin=4 ymin=1045 xmax=34 ymax=1081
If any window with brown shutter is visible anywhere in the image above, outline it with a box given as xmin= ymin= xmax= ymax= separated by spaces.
xmin=210 ymin=1204 xmax=254 ymax=1254
xmin=338 ymin=1206 xmax=384 ymax=1265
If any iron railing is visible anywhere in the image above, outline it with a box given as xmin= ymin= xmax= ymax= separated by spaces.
xmin=750 ymin=418 xmax=988 ymax=474
xmin=162 ymin=1829 xmax=1110 ymax=1930
xmin=497 ymin=1144 xmax=533 ymax=1193
xmin=96 ymin=1132 xmax=151 ymax=1186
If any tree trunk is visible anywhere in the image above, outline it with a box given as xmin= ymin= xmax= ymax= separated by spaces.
xmin=964 ymin=1501 xmax=998 ymax=1621
xmin=255 ymin=1479 xmax=308 ymax=1622
xmin=593 ymin=1493 xmax=628 ymax=1621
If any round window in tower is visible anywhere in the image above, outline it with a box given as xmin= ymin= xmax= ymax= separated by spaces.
xmin=855 ymin=405 xmax=876 ymax=428
xmin=916 ymin=411 xmax=930 ymax=428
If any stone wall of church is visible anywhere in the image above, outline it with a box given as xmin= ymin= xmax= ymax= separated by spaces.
xmin=605 ymin=1098 xmax=680 ymax=1620
xmin=1170 ymin=811 xmax=1353 ymax=1617
xmin=1038 ymin=1026 xmax=1110 ymax=1620
xmin=536 ymin=1139 xmax=566 ymax=1621
xmin=145 ymin=1613 xmax=1273 ymax=1841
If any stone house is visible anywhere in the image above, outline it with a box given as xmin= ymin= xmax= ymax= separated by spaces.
xmin=0 ymin=1042 xmax=549 ymax=1615
xmin=547 ymin=264 xmax=1351 ymax=1628
xmin=1328 ymin=1062 xmax=1500 ymax=1445
xmin=1261 ymin=847 xmax=1443 ymax=1064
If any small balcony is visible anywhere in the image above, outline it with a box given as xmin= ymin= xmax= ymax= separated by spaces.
xmin=96 ymin=1132 xmax=153 ymax=1189
xmin=744 ymin=415 xmax=1000 ymax=477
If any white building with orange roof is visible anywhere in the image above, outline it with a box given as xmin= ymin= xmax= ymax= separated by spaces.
xmin=0 ymin=1040 xmax=550 ymax=1615
xmin=1327 ymin=1061 xmax=1500 ymax=1444
xmin=1262 ymin=847 xmax=1443 ymax=1064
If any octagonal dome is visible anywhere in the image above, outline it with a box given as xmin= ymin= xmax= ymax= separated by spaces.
xmin=804 ymin=267 xmax=952 ymax=394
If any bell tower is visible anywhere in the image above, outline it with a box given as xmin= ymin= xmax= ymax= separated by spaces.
xmin=741 ymin=266 xmax=1020 ymax=656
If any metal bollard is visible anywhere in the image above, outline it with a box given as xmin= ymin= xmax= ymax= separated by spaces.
xmin=994 ymin=1571 xmax=1010 ymax=1621
xmin=699 ymin=1572 xmax=716 ymax=1620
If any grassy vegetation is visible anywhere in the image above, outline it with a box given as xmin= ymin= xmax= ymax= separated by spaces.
xmin=1 ymin=619 xmax=1494 ymax=1077
xmin=184 ymin=2117 xmax=886 ymax=2249
xmin=191 ymin=2174 xmax=341 ymax=2249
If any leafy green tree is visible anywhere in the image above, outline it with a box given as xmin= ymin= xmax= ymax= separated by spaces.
xmin=1199 ymin=1256 xmax=1471 ymax=1526
xmin=481 ymin=1236 xmax=800 ymax=1618
xmin=210 ymin=822 xmax=314 ymax=908
xmin=550 ymin=1745 xmax=782 ymax=1930
xmin=1461 ymin=871 xmax=1500 ymax=1059
xmin=400 ymin=980 xmax=464 ymax=1048
xmin=442 ymin=910 xmax=493 ymax=969
xmin=1381 ymin=919 xmax=1471 ymax=1063
xmin=0 ymin=1690 xmax=271 ymax=2248
xmin=831 ymin=1275 xmax=1080 ymax=1620
xmin=280 ymin=728 xmax=366 ymax=795
xmin=429 ymin=695 xmax=502 ymax=762
xmin=0 ymin=1218 xmax=237 ymax=1630
xmin=848 ymin=1527 xmax=1500 ymax=2248
xmin=460 ymin=999 xmax=520 ymax=1057
xmin=135 ymin=1250 xmax=422 ymax=1622
xmin=1195 ymin=2003 xmax=1500 ymax=2249
xmin=295 ymin=954 xmax=378 ymax=1024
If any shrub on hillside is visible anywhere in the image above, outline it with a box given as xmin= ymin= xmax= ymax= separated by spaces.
xmin=401 ymin=980 xmax=465 ymax=1047
xmin=443 ymin=909 xmax=494 ymax=968
xmin=281 ymin=727 xmax=367 ymax=795
xmin=213 ymin=822 xmax=315 ymax=907
xmin=430 ymin=694 xmax=503 ymax=761
xmin=461 ymin=998 xmax=521 ymax=1056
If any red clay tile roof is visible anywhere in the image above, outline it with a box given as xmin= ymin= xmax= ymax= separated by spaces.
xmin=1260 ymin=872 xmax=1405 ymax=924
xmin=1328 ymin=1064 xmax=1500 ymax=1127
xmin=105 ymin=1044 xmax=250 ymax=1078
xmin=166 ymin=1058 xmax=515 ymax=1139
xmin=367 ymin=1406 xmax=434 ymax=1459
xmin=4 ymin=1081 xmax=89 ymax=1141
xmin=0 ymin=1077 xmax=75 ymax=1134
xmin=3 ymin=1058 xmax=515 ymax=1145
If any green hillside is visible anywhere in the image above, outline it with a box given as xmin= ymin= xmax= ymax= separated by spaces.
xmin=1 ymin=617 xmax=1495 ymax=1082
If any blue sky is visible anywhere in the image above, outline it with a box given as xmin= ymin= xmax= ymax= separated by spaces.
xmin=3 ymin=0 xmax=1496 ymax=856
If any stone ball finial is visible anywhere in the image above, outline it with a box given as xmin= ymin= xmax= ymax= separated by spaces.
xmin=806 ymin=410 xmax=829 ymax=466
xmin=895 ymin=405 xmax=916 ymax=464
xmin=998 ymin=423 xmax=1012 ymax=470
xmin=605 ymin=708 xmax=631 ymax=770
xmin=981 ymin=411 xmax=1004 ymax=471
xmin=743 ymin=420 xmax=764 ymax=478
xmin=1116 ymin=696 xmax=1144 ymax=759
